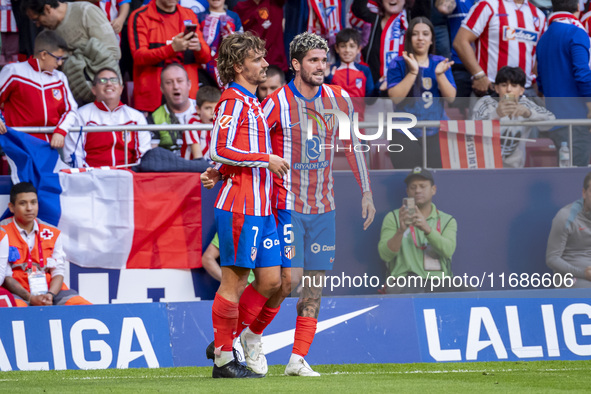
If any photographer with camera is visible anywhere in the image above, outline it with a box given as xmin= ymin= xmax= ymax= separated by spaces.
xmin=378 ymin=168 xmax=457 ymax=293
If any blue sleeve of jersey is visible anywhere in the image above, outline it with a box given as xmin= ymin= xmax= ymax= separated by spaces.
xmin=227 ymin=10 xmax=243 ymax=31
xmin=362 ymin=65 xmax=376 ymax=97
xmin=572 ymin=29 xmax=591 ymax=97
xmin=387 ymin=57 xmax=406 ymax=89
xmin=444 ymin=64 xmax=456 ymax=90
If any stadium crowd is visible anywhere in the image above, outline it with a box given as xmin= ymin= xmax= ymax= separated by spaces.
xmin=0 ymin=0 xmax=589 ymax=169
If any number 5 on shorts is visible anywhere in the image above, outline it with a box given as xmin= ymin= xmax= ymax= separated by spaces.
xmin=284 ymin=224 xmax=294 ymax=244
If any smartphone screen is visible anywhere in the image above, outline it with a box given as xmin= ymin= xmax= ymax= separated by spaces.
xmin=184 ymin=24 xmax=197 ymax=35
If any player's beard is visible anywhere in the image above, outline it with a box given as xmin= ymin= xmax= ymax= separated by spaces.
xmin=300 ymin=67 xmax=324 ymax=87
xmin=243 ymin=64 xmax=268 ymax=86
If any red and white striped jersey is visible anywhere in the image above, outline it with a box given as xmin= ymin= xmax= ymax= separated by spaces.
xmin=64 ymin=101 xmax=151 ymax=168
xmin=0 ymin=0 xmax=17 ymax=33
xmin=307 ymin=0 xmax=342 ymax=42
xmin=210 ymin=82 xmax=272 ymax=216
xmin=0 ymin=58 xmax=77 ymax=141
xmin=263 ymin=81 xmax=371 ymax=214
xmin=98 ymin=0 xmax=129 ymax=22
xmin=182 ymin=112 xmax=211 ymax=161
xmin=462 ymin=0 xmax=546 ymax=88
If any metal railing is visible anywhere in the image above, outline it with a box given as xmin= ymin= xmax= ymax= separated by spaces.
xmin=12 ymin=118 xmax=588 ymax=168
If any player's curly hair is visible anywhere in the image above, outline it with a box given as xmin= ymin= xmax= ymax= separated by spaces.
xmin=289 ymin=32 xmax=329 ymax=72
xmin=217 ymin=32 xmax=267 ymax=85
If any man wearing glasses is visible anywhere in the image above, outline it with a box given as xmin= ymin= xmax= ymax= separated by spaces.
xmin=64 ymin=68 xmax=151 ymax=168
xmin=22 ymin=0 xmax=121 ymax=104
xmin=0 ymin=30 xmax=77 ymax=149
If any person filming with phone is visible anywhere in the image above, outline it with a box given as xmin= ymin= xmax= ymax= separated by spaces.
xmin=472 ymin=66 xmax=555 ymax=168
xmin=128 ymin=0 xmax=212 ymax=113
xmin=378 ymin=168 xmax=458 ymax=293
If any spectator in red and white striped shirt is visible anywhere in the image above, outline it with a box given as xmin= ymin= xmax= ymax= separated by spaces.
xmin=453 ymin=0 xmax=546 ymax=96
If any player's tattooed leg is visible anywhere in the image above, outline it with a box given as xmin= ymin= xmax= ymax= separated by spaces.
xmin=297 ymin=270 xmax=325 ymax=319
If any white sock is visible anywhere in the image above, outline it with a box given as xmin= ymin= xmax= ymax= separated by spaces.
xmin=242 ymin=327 xmax=261 ymax=341
xmin=289 ymin=353 xmax=304 ymax=364
xmin=215 ymin=350 xmax=234 ymax=367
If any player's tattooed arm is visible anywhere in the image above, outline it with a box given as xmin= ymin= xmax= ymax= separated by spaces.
xmin=297 ymin=270 xmax=325 ymax=319
xmin=435 ymin=0 xmax=456 ymax=14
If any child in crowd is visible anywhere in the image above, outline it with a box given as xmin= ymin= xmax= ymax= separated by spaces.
xmin=198 ymin=0 xmax=243 ymax=88
xmin=387 ymin=16 xmax=456 ymax=169
xmin=326 ymin=28 xmax=375 ymax=98
xmin=183 ymin=86 xmax=221 ymax=160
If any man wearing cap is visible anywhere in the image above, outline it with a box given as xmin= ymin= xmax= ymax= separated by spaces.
xmin=378 ymin=167 xmax=457 ymax=293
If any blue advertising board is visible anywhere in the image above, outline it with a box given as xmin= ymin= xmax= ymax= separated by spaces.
xmin=0 ymin=304 xmax=173 ymax=371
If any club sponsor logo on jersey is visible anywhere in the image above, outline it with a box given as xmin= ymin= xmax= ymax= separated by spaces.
xmin=311 ymin=243 xmax=321 ymax=254
xmin=502 ymin=26 xmax=538 ymax=43
xmin=422 ymin=77 xmax=432 ymax=90
xmin=52 ymin=89 xmax=62 ymax=101
xmin=251 ymin=247 xmax=257 ymax=261
xmin=218 ymin=115 xmax=234 ymax=129
xmin=305 ymin=136 xmax=322 ymax=160
xmin=263 ymin=238 xmax=274 ymax=249
xmin=284 ymin=245 xmax=295 ymax=259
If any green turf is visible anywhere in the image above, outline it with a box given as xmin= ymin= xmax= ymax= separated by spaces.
xmin=0 ymin=361 xmax=589 ymax=393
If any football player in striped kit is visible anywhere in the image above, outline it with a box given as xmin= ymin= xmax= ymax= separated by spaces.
xmin=203 ymin=32 xmax=376 ymax=377
xmin=207 ymin=31 xmax=289 ymax=379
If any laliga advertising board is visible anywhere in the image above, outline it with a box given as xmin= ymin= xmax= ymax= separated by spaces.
xmin=1 ymin=291 xmax=591 ymax=371
xmin=0 ymin=304 xmax=173 ymax=371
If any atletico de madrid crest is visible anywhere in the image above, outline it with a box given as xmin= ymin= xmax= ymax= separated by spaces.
xmin=52 ymin=89 xmax=62 ymax=101
xmin=284 ymin=245 xmax=295 ymax=260
xmin=251 ymin=247 xmax=257 ymax=261
xmin=355 ymin=78 xmax=363 ymax=89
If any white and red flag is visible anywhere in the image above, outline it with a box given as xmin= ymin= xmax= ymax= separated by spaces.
xmin=439 ymin=120 xmax=503 ymax=169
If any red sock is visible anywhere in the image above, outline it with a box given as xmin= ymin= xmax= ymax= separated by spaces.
xmin=249 ymin=305 xmax=281 ymax=335
xmin=236 ymin=284 xmax=268 ymax=337
xmin=212 ymin=293 xmax=239 ymax=351
xmin=292 ymin=316 xmax=317 ymax=357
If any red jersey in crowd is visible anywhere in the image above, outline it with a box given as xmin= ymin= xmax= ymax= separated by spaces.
xmin=0 ymin=58 xmax=77 ymax=142
xmin=128 ymin=0 xmax=211 ymax=112
xmin=233 ymin=0 xmax=288 ymax=71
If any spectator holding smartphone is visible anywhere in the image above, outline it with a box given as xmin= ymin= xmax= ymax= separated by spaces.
xmin=128 ymin=0 xmax=212 ymax=113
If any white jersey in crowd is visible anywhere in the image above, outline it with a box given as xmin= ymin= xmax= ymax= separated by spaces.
xmin=462 ymin=0 xmax=547 ymax=88
xmin=64 ymin=101 xmax=151 ymax=168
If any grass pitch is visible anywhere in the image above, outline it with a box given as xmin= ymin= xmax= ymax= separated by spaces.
xmin=0 ymin=361 xmax=589 ymax=393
